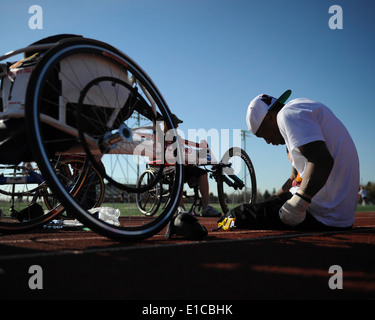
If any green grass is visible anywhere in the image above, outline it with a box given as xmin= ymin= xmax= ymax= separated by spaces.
xmin=104 ymin=201 xmax=225 ymax=216
xmin=2 ymin=200 xmax=371 ymax=218
xmin=356 ymin=205 xmax=375 ymax=212
xmin=111 ymin=203 xmax=375 ymax=216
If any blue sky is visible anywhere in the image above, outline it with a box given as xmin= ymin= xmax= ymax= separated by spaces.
xmin=1 ymin=0 xmax=374 ymax=193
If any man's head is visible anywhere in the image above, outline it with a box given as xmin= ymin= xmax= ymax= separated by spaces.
xmin=171 ymin=113 xmax=183 ymax=127
xmin=163 ymin=113 xmax=183 ymax=133
xmin=246 ymin=90 xmax=291 ymax=145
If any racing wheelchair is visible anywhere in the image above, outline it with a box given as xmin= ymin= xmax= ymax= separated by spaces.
xmin=0 ymin=34 xmax=184 ymax=240
xmin=136 ymin=138 xmax=257 ymax=217
xmin=0 ymin=157 xmax=104 ymax=232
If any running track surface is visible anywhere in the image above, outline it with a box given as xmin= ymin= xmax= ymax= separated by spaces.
xmin=1 ymin=211 xmax=374 ymax=300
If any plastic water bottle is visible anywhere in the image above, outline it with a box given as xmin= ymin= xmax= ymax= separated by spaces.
xmin=89 ymin=207 xmax=120 ymax=226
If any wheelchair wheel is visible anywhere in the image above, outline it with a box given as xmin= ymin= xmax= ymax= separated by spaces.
xmin=0 ymin=161 xmax=76 ymax=233
xmin=135 ymin=167 xmax=162 ymax=216
xmin=189 ymin=186 xmax=203 ymax=216
xmin=43 ymin=157 xmax=105 ymax=213
xmin=25 ymin=37 xmax=184 ymax=241
xmin=217 ymin=147 xmax=257 ymax=214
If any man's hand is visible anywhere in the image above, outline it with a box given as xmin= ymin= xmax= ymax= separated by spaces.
xmin=279 ymin=192 xmax=310 ymax=226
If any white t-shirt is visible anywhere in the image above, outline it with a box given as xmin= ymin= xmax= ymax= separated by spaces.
xmin=277 ymin=98 xmax=360 ymax=227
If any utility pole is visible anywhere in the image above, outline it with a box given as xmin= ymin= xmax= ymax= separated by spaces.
xmin=240 ymin=130 xmax=251 ymax=152
xmin=240 ymin=130 xmax=251 ymax=202
xmin=130 ymin=112 xmax=148 ymax=185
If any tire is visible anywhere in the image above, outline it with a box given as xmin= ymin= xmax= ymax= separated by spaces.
xmin=217 ymin=147 xmax=257 ymax=214
xmin=0 ymin=162 xmax=67 ymax=233
xmin=136 ymin=168 xmax=162 ymax=216
xmin=43 ymin=157 xmax=105 ymax=212
xmin=25 ymin=37 xmax=183 ymax=240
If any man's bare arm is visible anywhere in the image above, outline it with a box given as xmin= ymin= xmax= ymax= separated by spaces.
xmin=297 ymin=140 xmax=334 ymax=200
xmin=275 ymin=166 xmax=298 ymax=197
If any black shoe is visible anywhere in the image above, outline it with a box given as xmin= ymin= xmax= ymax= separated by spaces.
xmin=165 ymin=211 xmax=207 ymax=240
xmin=15 ymin=203 xmax=44 ymax=222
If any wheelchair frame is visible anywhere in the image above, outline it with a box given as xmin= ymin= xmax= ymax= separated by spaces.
xmin=0 ymin=36 xmax=184 ymax=240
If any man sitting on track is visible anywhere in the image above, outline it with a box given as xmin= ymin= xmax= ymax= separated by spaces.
xmin=221 ymin=90 xmax=359 ymax=231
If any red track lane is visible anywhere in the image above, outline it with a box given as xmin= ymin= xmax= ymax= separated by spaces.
xmin=0 ymin=211 xmax=374 ymax=300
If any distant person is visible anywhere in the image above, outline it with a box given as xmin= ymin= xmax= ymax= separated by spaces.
xmin=221 ymin=90 xmax=359 ymax=230
xmin=358 ymin=186 xmax=367 ymax=206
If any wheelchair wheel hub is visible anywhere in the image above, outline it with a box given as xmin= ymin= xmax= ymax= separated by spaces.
xmin=102 ymin=123 xmax=133 ymax=150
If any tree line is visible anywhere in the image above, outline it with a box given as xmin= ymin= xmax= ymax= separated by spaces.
xmin=208 ymin=182 xmax=375 ymax=205
xmin=360 ymin=182 xmax=375 ymax=204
